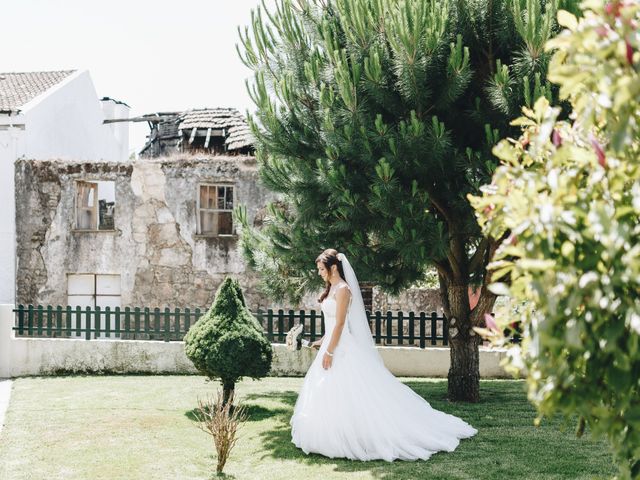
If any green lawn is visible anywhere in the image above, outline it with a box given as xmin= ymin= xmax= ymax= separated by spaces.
xmin=0 ymin=376 xmax=615 ymax=480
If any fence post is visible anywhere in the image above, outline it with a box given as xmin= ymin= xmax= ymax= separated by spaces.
xmin=84 ymin=306 xmax=92 ymax=340
xmin=0 ymin=305 xmax=14 ymax=377
xmin=443 ymin=315 xmax=449 ymax=346
xmin=184 ymin=308 xmax=191 ymax=334
xmin=431 ymin=312 xmax=437 ymax=346
xmin=310 ymin=310 xmax=316 ymax=342
xmin=408 ymin=311 xmax=415 ymax=345
xmin=17 ymin=304 xmax=24 ymax=335
xmin=277 ymin=309 xmax=284 ymax=343
xmin=174 ymin=308 xmax=181 ymax=341
xmin=288 ymin=309 xmax=295 ymax=333
xmin=163 ymin=308 xmax=170 ymax=342
xmin=386 ymin=311 xmax=392 ymax=345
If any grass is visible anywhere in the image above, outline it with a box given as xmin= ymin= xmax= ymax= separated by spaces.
xmin=0 ymin=376 xmax=616 ymax=480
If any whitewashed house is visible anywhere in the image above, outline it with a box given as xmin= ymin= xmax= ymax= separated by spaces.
xmin=0 ymin=69 xmax=130 ymax=304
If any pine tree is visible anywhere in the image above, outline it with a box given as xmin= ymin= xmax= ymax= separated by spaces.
xmin=236 ymin=0 xmax=579 ymax=402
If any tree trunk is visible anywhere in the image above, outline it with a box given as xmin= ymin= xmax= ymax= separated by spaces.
xmin=439 ymin=273 xmax=498 ymax=402
xmin=222 ymin=381 xmax=235 ymax=407
xmin=448 ymin=333 xmax=481 ymax=402
xmin=440 ymin=281 xmax=481 ymax=402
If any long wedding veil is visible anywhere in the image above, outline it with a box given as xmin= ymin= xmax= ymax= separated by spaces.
xmin=337 ymin=253 xmax=384 ymax=364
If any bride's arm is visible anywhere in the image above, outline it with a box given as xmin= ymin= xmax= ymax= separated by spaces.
xmin=323 ymin=286 xmax=351 ymax=368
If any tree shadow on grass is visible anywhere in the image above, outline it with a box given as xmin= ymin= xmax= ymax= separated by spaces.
xmin=206 ymin=473 xmax=236 ymax=480
xmin=184 ymin=404 xmax=292 ymax=423
xmin=184 ymin=380 xmax=614 ymax=480
xmin=184 ymin=390 xmax=299 ymax=423
xmin=243 ymin=390 xmax=298 ymax=407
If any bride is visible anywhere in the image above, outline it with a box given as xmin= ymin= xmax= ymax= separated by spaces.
xmin=290 ymin=248 xmax=477 ymax=461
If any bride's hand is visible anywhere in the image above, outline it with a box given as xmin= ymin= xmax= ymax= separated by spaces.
xmin=322 ymin=353 xmax=333 ymax=370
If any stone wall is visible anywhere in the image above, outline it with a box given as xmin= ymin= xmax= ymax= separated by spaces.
xmin=15 ymin=155 xmax=443 ymax=314
xmin=373 ymin=286 xmax=442 ymax=313
xmin=15 ymin=155 xmax=277 ymax=309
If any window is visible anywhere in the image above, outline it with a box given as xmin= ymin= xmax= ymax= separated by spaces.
xmin=67 ymin=273 xmax=121 ymax=308
xmin=67 ymin=274 xmax=121 ymax=338
xmin=197 ymin=184 xmax=234 ymax=235
xmin=75 ymin=181 xmax=115 ymax=230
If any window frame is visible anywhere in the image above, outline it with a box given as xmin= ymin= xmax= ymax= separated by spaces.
xmin=74 ymin=180 xmax=116 ymax=232
xmin=196 ymin=183 xmax=236 ymax=237
xmin=66 ymin=273 xmax=122 ymax=307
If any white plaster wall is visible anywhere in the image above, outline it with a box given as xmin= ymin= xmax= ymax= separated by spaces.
xmin=271 ymin=345 xmax=511 ymax=378
xmin=0 ymin=127 xmax=25 ymax=304
xmin=0 ymin=306 xmax=11 ymax=377
xmin=101 ymin=99 xmax=130 ymax=162
xmin=5 ymin=341 xmax=511 ymax=378
xmin=8 ymin=338 xmax=198 ymax=377
xmin=22 ymin=71 xmax=127 ymax=162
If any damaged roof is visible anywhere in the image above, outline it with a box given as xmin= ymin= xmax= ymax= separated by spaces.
xmin=0 ymin=70 xmax=76 ymax=113
xmin=178 ymin=108 xmax=253 ymax=150
xmin=139 ymin=107 xmax=254 ymax=156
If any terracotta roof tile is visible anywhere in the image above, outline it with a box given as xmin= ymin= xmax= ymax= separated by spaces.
xmin=178 ymin=108 xmax=253 ymax=150
xmin=0 ymin=70 xmax=76 ymax=112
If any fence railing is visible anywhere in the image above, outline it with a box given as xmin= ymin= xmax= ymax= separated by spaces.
xmin=11 ymin=305 xmax=450 ymax=348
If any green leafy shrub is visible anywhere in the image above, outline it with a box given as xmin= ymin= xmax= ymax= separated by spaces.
xmin=184 ymin=278 xmax=273 ymax=404
xmin=471 ymin=1 xmax=640 ymax=477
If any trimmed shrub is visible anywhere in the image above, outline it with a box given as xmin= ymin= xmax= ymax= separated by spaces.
xmin=184 ymin=277 xmax=273 ymax=404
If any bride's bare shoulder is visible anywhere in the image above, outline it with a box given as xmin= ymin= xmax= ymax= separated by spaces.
xmin=336 ymin=282 xmax=352 ymax=297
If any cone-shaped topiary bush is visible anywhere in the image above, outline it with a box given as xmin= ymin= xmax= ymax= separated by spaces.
xmin=184 ymin=277 xmax=273 ymax=405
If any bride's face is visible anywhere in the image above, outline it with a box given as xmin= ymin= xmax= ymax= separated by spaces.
xmin=317 ymin=262 xmax=330 ymax=282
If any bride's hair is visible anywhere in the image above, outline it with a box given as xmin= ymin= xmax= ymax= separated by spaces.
xmin=316 ymin=248 xmax=346 ymax=303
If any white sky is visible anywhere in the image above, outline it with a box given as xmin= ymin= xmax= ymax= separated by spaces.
xmin=1 ymin=0 xmax=272 ymax=155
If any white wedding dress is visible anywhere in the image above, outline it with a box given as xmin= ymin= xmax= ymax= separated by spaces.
xmin=290 ymin=276 xmax=477 ymax=461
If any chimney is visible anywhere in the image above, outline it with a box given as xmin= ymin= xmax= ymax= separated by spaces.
xmin=100 ymin=97 xmax=130 ymax=161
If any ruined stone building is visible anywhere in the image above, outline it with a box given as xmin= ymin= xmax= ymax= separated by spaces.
xmin=15 ymin=153 xmax=277 ymax=311
xmin=14 ymin=105 xmax=441 ymax=315
xmin=13 ymin=106 xmax=279 ymax=313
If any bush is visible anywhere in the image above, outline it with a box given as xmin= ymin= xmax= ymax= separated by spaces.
xmin=184 ymin=277 xmax=273 ymax=404
xmin=471 ymin=1 xmax=640 ymax=477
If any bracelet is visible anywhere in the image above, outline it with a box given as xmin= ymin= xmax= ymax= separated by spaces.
xmin=325 ymin=351 xmax=334 ymax=357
